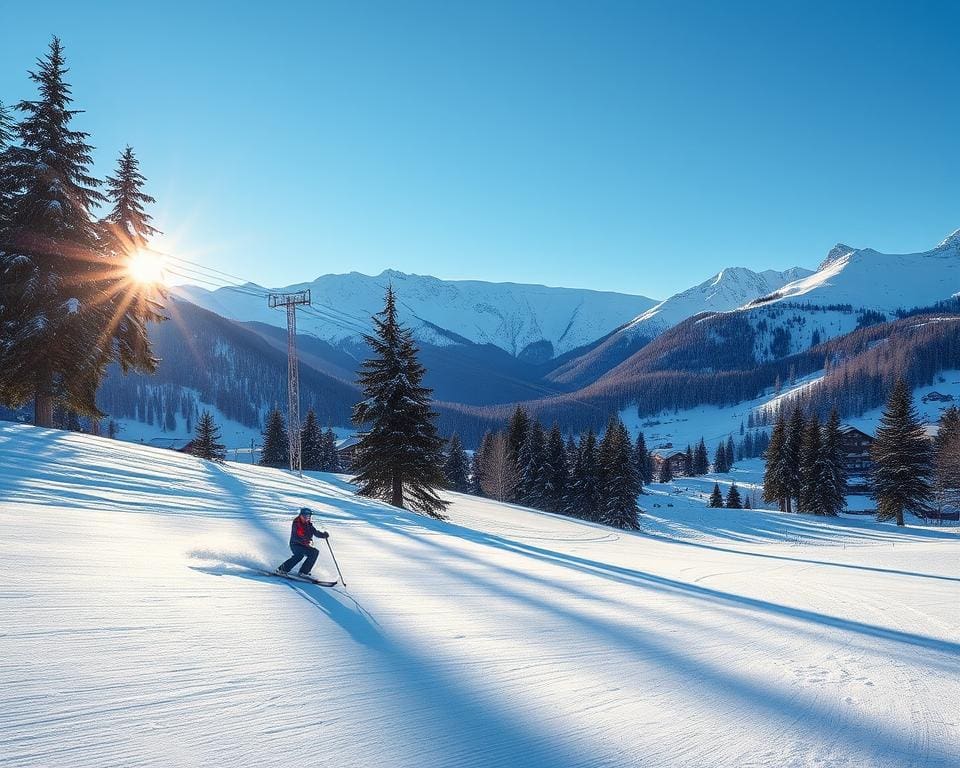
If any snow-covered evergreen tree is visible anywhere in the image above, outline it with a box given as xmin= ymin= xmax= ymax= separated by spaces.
xmin=693 ymin=438 xmax=710 ymax=475
xmin=543 ymin=423 xmax=570 ymax=513
xmin=599 ymin=417 xmax=640 ymax=530
xmin=471 ymin=431 xmax=492 ymax=496
xmin=783 ymin=407 xmax=806 ymax=513
xmin=569 ymin=428 xmax=602 ymax=520
xmin=817 ymin=410 xmax=846 ymax=516
xmin=725 ymin=482 xmax=742 ymax=509
xmin=516 ymin=421 xmax=547 ymax=508
xmin=713 ymin=442 xmax=728 ymax=473
xmin=300 ymin=409 xmax=323 ymax=471
xmin=725 ymin=435 xmax=736 ymax=469
xmin=192 ymin=410 xmax=225 ymax=463
xmin=260 ymin=407 xmax=289 ymax=468
xmin=0 ymin=38 xmax=106 ymax=425
xmin=709 ymin=483 xmax=724 ymax=507
xmin=634 ymin=431 xmax=652 ymax=485
xmin=352 ymin=286 xmax=448 ymax=517
xmin=0 ymin=39 xmax=158 ymax=425
xmin=798 ymin=414 xmax=822 ymax=514
xmin=932 ymin=406 xmax=960 ymax=518
xmin=506 ymin=406 xmax=530 ymax=501
xmin=0 ymin=101 xmax=15 ymax=232
xmin=684 ymin=444 xmax=694 ymax=476
xmin=870 ymin=379 xmax=932 ymax=526
xmin=99 ymin=145 xmax=164 ymax=378
xmin=443 ymin=433 xmax=471 ymax=493
xmin=763 ymin=413 xmax=789 ymax=511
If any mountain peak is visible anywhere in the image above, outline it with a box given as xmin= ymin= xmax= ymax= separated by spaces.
xmin=937 ymin=228 xmax=960 ymax=249
xmin=819 ymin=243 xmax=857 ymax=271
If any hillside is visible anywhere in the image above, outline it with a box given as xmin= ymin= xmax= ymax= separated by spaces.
xmin=2 ymin=424 xmax=958 ymax=767
xmin=173 ymin=270 xmax=657 ymax=361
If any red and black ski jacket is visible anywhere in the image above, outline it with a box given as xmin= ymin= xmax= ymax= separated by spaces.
xmin=290 ymin=517 xmax=326 ymax=548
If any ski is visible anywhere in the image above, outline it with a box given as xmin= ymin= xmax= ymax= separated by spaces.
xmin=259 ymin=569 xmax=337 ymax=587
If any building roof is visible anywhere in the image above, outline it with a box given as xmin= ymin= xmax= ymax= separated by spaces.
xmin=838 ymin=425 xmax=873 ymax=440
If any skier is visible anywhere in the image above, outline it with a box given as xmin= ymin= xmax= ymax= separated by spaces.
xmin=276 ymin=507 xmax=329 ymax=577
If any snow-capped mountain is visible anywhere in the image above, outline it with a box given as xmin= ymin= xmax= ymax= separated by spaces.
xmin=622 ymin=266 xmax=813 ymax=339
xmin=758 ymin=229 xmax=960 ymax=312
xmin=173 ymin=270 xmax=657 ymax=361
xmin=546 ymin=265 xmax=811 ymax=386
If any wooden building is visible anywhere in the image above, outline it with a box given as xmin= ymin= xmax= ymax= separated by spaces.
xmin=650 ymin=449 xmax=688 ymax=477
xmin=837 ymin=425 xmax=873 ymax=493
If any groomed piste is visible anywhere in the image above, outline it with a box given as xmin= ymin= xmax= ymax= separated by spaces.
xmin=1 ymin=423 xmax=958 ymax=767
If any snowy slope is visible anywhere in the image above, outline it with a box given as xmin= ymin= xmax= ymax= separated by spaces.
xmin=173 ymin=270 xmax=657 ymax=359
xmin=2 ymin=424 xmax=958 ymax=768
xmin=622 ymin=266 xmax=812 ymax=338
xmin=545 ymin=266 xmax=811 ymax=385
xmin=762 ymin=229 xmax=960 ymax=312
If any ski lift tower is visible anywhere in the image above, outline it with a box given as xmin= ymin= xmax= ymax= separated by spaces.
xmin=268 ymin=289 xmax=311 ymax=473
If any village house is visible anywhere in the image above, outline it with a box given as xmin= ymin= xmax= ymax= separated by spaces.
xmin=650 ymin=448 xmax=688 ymax=477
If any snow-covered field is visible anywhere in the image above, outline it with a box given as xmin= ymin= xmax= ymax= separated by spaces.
xmin=2 ymin=423 xmax=958 ymax=767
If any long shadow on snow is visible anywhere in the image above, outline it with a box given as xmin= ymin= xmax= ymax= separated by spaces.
xmin=213 ymin=494 xmax=601 ymax=766
xmin=364 ymin=515 xmax=957 ymax=765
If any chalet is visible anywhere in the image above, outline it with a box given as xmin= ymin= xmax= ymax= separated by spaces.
xmin=335 ymin=435 xmax=362 ymax=470
xmin=148 ymin=437 xmax=197 ymax=453
xmin=837 ymin=425 xmax=873 ymax=493
xmin=650 ymin=449 xmax=688 ymax=477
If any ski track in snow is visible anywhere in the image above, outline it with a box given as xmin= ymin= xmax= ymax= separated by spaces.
xmin=1 ymin=423 xmax=958 ymax=767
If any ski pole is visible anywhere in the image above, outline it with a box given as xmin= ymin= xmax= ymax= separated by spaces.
xmin=325 ymin=536 xmax=346 ymax=587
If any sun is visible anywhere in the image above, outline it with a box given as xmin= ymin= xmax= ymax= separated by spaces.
xmin=127 ymin=249 xmax=167 ymax=285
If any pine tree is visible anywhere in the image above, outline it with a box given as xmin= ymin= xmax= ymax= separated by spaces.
xmin=709 ymin=483 xmax=724 ymax=508
xmin=763 ymin=413 xmax=789 ymax=511
xmin=443 ymin=433 xmax=471 ymax=493
xmin=743 ymin=494 xmax=752 ymax=509
xmin=0 ymin=40 xmax=158 ymax=425
xmin=99 ymin=145 xmax=163 ymax=377
xmin=798 ymin=414 xmax=822 ymax=514
xmin=260 ymin=407 xmax=289 ymax=468
xmin=472 ymin=431 xmax=492 ymax=495
xmin=0 ymin=39 xmax=106 ymax=425
xmin=506 ymin=406 xmax=530 ymax=501
xmin=693 ymin=438 xmax=710 ymax=475
xmin=0 ymin=101 xmax=15 ymax=231
xmin=932 ymin=406 xmax=960 ymax=518
xmin=192 ymin=410 xmax=226 ymax=462
xmin=599 ymin=418 xmax=640 ymax=530
xmin=322 ymin=428 xmax=341 ymax=472
xmin=817 ymin=410 xmax=846 ymax=516
xmin=352 ymin=286 xmax=448 ymax=517
xmin=543 ymin=424 xmax=570 ymax=513
xmin=713 ymin=443 xmax=727 ymax=474
xmin=634 ymin=431 xmax=652 ymax=485
xmin=726 ymin=435 xmax=736 ymax=469
xmin=300 ymin=409 xmax=323 ymax=471
xmin=783 ymin=407 xmax=806 ymax=513
xmin=516 ymin=421 xmax=547 ymax=508
xmin=569 ymin=429 xmax=602 ymax=520
xmin=684 ymin=445 xmax=694 ymax=476
xmin=870 ymin=379 xmax=933 ymax=525
xmin=725 ymin=482 xmax=742 ymax=509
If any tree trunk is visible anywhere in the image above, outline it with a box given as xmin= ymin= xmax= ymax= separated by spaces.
xmin=34 ymin=391 xmax=54 ymax=427
xmin=391 ymin=474 xmax=404 ymax=508
xmin=896 ymin=507 xmax=905 ymax=526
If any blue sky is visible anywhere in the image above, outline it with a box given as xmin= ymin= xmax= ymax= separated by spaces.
xmin=2 ymin=1 xmax=958 ymax=299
